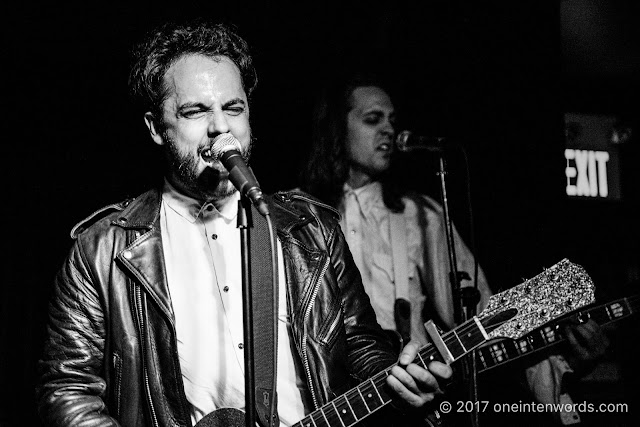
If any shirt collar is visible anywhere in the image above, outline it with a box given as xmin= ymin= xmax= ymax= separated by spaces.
xmin=162 ymin=179 xmax=240 ymax=223
xmin=343 ymin=181 xmax=384 ymax=216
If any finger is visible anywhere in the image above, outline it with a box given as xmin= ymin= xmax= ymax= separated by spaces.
xmin=386 ymin=374 xmax=429 ymax=407
xmin=389 ymin=365 xmax=420 ymax=394
xmin=564 ymin=326 xmax=581 ymax=351
xmin=573 ymin=320 xmax=598 ymax=339
xmin=569 ymin=321 xmax=609 ymax=354
xmin=406 ymin=364 xmax=444 ymax=394
xmin=386 ymin=366 xmax=440 ymax=408
xmin=398 ymin=340 xmax=421 ymax=366
xmin=427 ymin=361 xmax=453 ymax=381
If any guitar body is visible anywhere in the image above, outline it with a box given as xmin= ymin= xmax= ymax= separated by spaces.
xmin=196 ymin=407 xmax=246 ymax=427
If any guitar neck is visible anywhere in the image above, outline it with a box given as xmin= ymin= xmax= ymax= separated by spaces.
xmin=476 ymin=295 xmax=639 ymax=374
xmin=291 ymin=316 xmax=486 ymax=427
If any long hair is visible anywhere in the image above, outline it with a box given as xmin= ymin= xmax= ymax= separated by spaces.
xmin=128 ymin=19 xmax=257 ymax=120
xmin=300 ymin=71 xmax=405 ymax=212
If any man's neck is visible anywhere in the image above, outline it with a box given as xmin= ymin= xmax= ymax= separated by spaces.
xmin=346 ymin=168 xmax=375 ymax=189
xmin=164 ymin=177 xmax=237 ymax=211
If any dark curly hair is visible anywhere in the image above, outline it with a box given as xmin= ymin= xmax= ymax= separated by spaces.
xmin=128 ymin=19 xmax=257 ymax=120
xmin=300 ymin=71 xmax=405 ymax=212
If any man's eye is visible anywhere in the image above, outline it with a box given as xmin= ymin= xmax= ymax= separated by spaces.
xmin=182 ymin=110 xmax=205 ymax=118
xmin=226 ymin=107 xmax=245 ymax=116
xmin=364 ymin=116 xmax=381 ymax=125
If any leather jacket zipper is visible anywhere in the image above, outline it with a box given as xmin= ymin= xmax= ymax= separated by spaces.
xmin=301 ymin=256 xmax=330 ymax=410
xmin=112 ymin=353 xmax=123 ymax=418
xmin=135 ymin=285 xmax=159 ymax=427
xmin=320 ymin=310 xmax=341 ymax=346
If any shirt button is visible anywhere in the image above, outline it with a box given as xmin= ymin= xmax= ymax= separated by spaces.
xmin=211 ymin=234 xmax=218 ymax=240
xmin=238 ymin=343 xmax=244 ymax=349
xmin=223 ymin=286 xmax=229 ymax=292
xmin=350 ymin=230 xmax=356 ymax=235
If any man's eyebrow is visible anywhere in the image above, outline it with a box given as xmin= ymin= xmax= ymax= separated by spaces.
xmin=222 ymin=98 xmax=247 ymax=108
xmin=364 ymin=108 xmax=395 ymax=117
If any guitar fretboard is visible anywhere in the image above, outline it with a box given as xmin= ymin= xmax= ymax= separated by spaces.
xmin=476 ymin=295 xmax=639 ymax=373
xmin=292 ymin=316 xmax=488 ymax=427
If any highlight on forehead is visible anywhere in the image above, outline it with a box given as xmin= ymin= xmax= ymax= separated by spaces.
xmin=161 ymin=52 xmax=247 ymax=104
xmin=349 ymin=86 xmax=395 ymax=113
xmin=160 ymin=54 xmax=247 ymax=108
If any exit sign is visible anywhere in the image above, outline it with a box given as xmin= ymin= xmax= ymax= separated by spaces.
xmin=564 ymin=113 xmax=621 ymax=201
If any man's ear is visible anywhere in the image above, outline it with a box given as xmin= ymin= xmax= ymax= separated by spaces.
xmin=144 ymin=112 xmax=165 ymax=146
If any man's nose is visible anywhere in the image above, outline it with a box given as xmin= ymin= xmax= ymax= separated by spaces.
xmin=381 ymin=121 xmax=395 ymax=137
xmin=207 ymin=111 xmax=230 ymax=136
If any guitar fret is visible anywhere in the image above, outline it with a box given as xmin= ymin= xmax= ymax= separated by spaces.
xmin=371 ymin=378 xmax=385 ymax=405
xmin=488 ymin=342 xmax=507 ymax=364
xmin=417 ymin=351 xmax=427 ymax=367
xmin=356 ymin=378 xmax=385 ymax=414
xmin=343 ymin=394 xmax=357 ymax=422
xmin=448 ymin=319 xmax=491 ymax=360
xmin=320 ymin=406 xmax=330 ymax=427
xmin=477 ymin=347 xmax=488 ymax=369
xmin=542 ymin=326 xmax=559 ymax=344
xmin=356 ymin=388 xmax=371 ymax=413
xmin=474 ymin=316 xmax=490 ymax=340
xmin=332 ymin=395 xmax=359 ymax=427
xmin=443 ymin=331 xmax=465 ymax=359
xmin=529 ymin=329 xmax=545 ymax=349
xmin=330 ymin=401 xmax=347 ymax=427
xmin=499 ymin=341 xmax=508 ymax=358
xmin=452 ymin=330 xmax=468 ymax=352
xmin=517 ymin=337 xmax=531 ymax=354
xmin=299 ymin=415 xmax=318 ymax=427
xmin=609 ymin=302 xmax=625 ymax=319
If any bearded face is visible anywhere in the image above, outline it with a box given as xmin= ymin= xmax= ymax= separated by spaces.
xmin=145 ymin=55 xmax=253 ymax=205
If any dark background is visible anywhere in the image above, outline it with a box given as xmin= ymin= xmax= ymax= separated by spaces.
xmin=3 ymin=1 xmax=639 ymax=426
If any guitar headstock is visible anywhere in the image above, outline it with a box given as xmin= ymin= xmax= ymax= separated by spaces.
xmin=478 ymin=259 xmax=595 ymax=340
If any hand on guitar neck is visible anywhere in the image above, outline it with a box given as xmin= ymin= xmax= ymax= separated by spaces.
xmin=562 ymin=318 xmax=610 ymax=378
xmin=386 ymin=340 xmax=452 ymax=412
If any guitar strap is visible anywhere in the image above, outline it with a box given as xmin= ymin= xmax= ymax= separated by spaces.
xmin=249 ymin=203 xmax=279 ymax=427
xmin=390 ymin=210 xmax=411 ymax=345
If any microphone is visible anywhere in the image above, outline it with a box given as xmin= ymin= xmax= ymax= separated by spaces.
xmin=395 ymin=130 xmax=447 ymax=153
xmin=211 ymin=133 xmax=269 ymax=216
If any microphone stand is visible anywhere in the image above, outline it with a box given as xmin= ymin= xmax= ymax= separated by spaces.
xmin=237 ymin=195 xmax=257 ymax=427
xmin=436 ymin=153 xmax=481 ymax=427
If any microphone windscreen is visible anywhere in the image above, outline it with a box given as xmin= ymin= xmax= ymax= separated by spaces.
xmin=395 ymin=130 xmax=412 ymax=152
xmin=211 ymin=133 xmax=242 ymax=159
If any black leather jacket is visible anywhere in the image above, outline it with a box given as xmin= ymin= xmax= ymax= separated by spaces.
xmin=37 ymin=188 xmax=398 ymax=427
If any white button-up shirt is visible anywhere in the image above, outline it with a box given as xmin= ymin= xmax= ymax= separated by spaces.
xmin=160 ymin=181 xmax=307 ymax=426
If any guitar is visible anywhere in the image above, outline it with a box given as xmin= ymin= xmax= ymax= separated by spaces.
xmin=196 ymin=258 xmax=595 ymax=427
xmin=475 ymin=293 xmax=639 ymax=374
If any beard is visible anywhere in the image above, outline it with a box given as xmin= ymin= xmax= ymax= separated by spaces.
xmin=163 ymin=130 xmax=254 ymax=203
